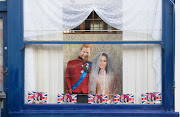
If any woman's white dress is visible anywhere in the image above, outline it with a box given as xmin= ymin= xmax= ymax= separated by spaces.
xmin=96 ymin=69 xmax=111 ymax=95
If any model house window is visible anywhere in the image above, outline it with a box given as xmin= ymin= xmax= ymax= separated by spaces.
xmin=64 ymin=11 xmax=118 ymax=34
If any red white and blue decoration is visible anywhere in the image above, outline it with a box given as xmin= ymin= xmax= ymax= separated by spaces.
xmin=114 ymin=94 xmax=134 ymax=104
xmin=57 ymin=94 xmax=77 ymax=104
xmin=141 ymin=92 xmax=161 ymax=104
xmin=88 ymin=94 xmax=107 ymax=104
xmin=28 ymin=91 xmax=47 ymax=104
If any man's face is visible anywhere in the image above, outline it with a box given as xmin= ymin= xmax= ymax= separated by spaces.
xmin=80 ymin=47 xmax=91 ymax=61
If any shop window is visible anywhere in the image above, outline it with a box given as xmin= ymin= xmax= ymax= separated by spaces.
xmin=4 ymin=0 xmax=178 ymax=116
xmin=23 ymin=0 xmax=163 ymax=107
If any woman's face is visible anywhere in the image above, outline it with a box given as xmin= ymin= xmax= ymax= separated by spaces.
xmin=99 ymin=56 xmax=107 ymax=69
xmin=125 ymin=98 xmax=128 ymax=102
xmin=38 ymin=96 xmax=41 ymax=100
xmin=98 ymin=99 xmax=101 ymax=103
xmin=68 ymin=98 xmax=71 ymax=102
xmin=152 ymin=97 xmax=155 ymax=101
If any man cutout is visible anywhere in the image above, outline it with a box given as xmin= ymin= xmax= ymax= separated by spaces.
xmin=66 ymin=44 xmax=92 ymax=103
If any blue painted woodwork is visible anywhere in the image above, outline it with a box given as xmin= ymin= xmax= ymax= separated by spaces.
xmin=3 ymin=0 xmax=178 ymax=116
xmin=7 ymin=0 xmax=22 ymax=113
xmin=24 ymin=41 xmax=162 ymax=44
xmin=162 ymin=0 xmax=166 ymax=112
xmin=8 ymin=110 xmax=179 ymax=117
xmin=0 ymin=1 xmax=7 ymax=12
xmin=170 ymin=0 xmax=176 ymax=91
xmin=162 ymin=0 xmax=175 ymax=111
xmin=22 ymin=104 xmax=163 ymax=110
xmin=0 ymin=12 xmax=8 ymax=117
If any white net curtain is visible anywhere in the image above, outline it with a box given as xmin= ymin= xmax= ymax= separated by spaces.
xmin=24 ymin=0 xmax=162 ymax=104
xmin=24 ymin=0 xmax=162 ymax=35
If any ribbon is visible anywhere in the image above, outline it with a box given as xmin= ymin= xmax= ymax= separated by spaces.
xmin=71 ymin=61 xmax=91 ymax=90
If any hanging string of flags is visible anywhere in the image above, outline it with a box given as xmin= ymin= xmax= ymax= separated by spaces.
xmin=28 ymin=91 xmax=161 ymax=104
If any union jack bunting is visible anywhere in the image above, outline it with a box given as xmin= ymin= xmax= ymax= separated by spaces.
xmin=57 ymin=94 xmax=77 ymax=104
xmin=114 ymin=94 xmax=134 ymax=104
xmin=88 ymin=94 xmax=107 ymax=104
xmin=28 ymin=91 xmax=47 ymax=104
xmin=141 ymin=92 xmax=161 ymax=104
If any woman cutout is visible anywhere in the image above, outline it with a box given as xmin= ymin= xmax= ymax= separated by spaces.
xmin=89 ymin=52 xmax=120 ymax=104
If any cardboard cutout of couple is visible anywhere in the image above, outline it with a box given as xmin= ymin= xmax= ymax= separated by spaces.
xmin=66 ymin=44 xmax=120 ymax=103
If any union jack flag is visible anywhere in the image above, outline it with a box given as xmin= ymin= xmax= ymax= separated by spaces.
xmin=88 ymin=94 xmax=107 ymax=104
xmin=141 ymin=92 xmax=161 ymax=104
xmin=57 ymin=94 xmax=77 ymax=104
xmin=28 ymin=91 xmax=47 ymax=104
xmin=114 ymin=94 xmax=134 ymax=104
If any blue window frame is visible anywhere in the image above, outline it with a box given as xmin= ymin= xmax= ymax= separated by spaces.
xmin=0 ymin=2 xmax=8 ymax=117
xmin=0 ymin=0 xmax=178 ymax=116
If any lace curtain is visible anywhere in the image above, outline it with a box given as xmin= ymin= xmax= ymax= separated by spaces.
xmin=24 ymin=0 xmax=162 ymax=103
xmin=24 ymin=0 xmax=161 ymax=36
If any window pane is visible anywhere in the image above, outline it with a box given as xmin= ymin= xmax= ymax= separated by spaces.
xmin=94 ymin=21 xmax=103 ymax=30
xmin=122 ymin=44 xmax=162 ymax=104
xmin=0 ymin=18 xmax=3 ymax=90
xmin=87 ymin=12 xmax=93 ymax=19
xmin=25 ymin=43 xmax=161 ymax=104
xmin=24 ymin=0 xmax=162 ymax=105
xmin=94 ymin=12 xmax=100 ymax=19
xmin=85 ymin=20 xmax=93 ymax=30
